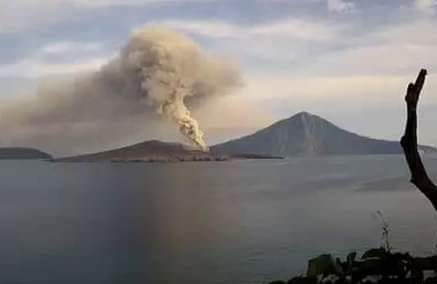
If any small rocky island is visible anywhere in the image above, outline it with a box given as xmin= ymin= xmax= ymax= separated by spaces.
xmin=0 ymin=147 xmax=52 ymax=160
xmin=55 ymin=140 xmax=282 ymax=162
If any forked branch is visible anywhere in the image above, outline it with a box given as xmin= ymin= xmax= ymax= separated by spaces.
xmin=401 ymin=69 xmax=437 ymax=211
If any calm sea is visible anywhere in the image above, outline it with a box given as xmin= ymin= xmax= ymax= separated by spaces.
xmin=1 ymin=156 xmax=437 ymax=284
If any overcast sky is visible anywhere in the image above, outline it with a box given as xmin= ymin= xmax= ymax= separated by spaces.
xmin=0 ymin=0 xmax=436 ymax=154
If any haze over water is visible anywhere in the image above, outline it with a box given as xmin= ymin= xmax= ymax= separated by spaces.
xmin=1 ymin=156 xmax=437 ymax=284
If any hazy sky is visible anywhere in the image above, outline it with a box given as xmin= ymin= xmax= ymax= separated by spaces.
xmin=0 ymin=0 xmax=436 ymax=155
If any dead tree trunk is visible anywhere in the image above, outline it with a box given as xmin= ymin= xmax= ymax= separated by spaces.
xmin=401 ymin=69 xmax=437 ymax=211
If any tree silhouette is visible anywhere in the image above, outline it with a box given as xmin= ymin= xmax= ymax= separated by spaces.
xmin=401 ymin=69 xmax=437 ymax=211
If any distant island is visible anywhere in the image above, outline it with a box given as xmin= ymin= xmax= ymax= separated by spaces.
xmin=1 ymin=112 xmax=436 ymax=162
xmin=0 ymin=147 xmax=52 ymax=160
xmin=211 ymin=112 xmax=437 ymax=156
xmin=55 ymin=140 xmax=282 ymax=162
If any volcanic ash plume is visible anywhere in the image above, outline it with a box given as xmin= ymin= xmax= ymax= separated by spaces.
xmin=0 ymin=27 xmax=240 ymax=156
xmin=118 ymin=27 xmax=240 ymax=151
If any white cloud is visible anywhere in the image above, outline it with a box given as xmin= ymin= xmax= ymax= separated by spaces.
xmin=415 ymin=0 xmax=437 ymax=15
xmin=326 ymin=0 xmax=355 ymax=13
xmin=154 ymin=18 xmax=343 ymax=41
xmin=74 ymin=0 xmax=207 ymax=7
xmin=0 ymin=0 xmax=209 ymax=34
xmin=146 ymin=18 xmax=344 ymax=67
xmin=0 ymin=57 xmax=108 ymax=78
xmin=311 ymin=43 xmax=437 ymax=77
xmin=41 ymin=41 xmax=104 ymax=55
xmin=308 ymin=19 xmax=437 ymax=77
xmin=143 ymin=20 xmax=237 ymax=39
xmin=0 ymin=40 xmax=111 ymax=78
xmin=250 ymin=18 xmax=341 ymax=41
xmin=368 ymin=20 xmax=437 ymax=46
xmin=0 ymin=1 xmax=67 ymax=34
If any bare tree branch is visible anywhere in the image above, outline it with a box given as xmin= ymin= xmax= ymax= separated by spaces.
xmin=401 ymin=69 xmax=437 ymax=211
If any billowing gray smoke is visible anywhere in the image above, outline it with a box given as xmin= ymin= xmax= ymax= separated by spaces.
xmin=119 ymin=27 xmax=238 ymax=151
xmin=0 ymin=27 xmax=241 ymax=155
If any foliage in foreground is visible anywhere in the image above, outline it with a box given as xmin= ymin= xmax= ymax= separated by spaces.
xmin=268 ymin=248 xmax=437 ymax=284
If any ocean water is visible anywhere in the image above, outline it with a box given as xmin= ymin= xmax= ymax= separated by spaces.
xmin=0 ymin=156 xmax=437 ymax=284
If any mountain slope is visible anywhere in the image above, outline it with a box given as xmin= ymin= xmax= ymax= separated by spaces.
xmin=0 ymin=147 xmax=52 ymax=160
xmin=211 ymin=112 xmax=436 ymax=157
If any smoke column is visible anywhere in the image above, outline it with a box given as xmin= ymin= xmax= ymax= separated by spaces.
xmin=117 ymin=27 xmax=238 ymax=151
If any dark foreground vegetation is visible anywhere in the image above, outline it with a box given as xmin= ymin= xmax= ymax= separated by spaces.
xmin=268 ymin=248 xmax=437 ymax=284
